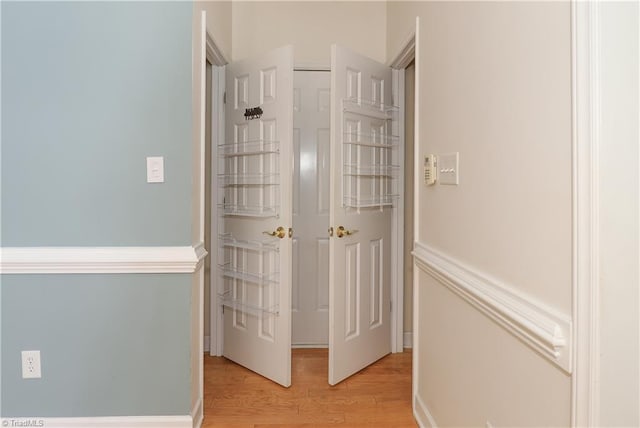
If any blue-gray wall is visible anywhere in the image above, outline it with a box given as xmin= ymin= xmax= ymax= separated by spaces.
xmin=1 ymin=275 xmax=191 ymax=417
xmin=1 ymin=1 xmax=192 ymax=246
xmin=1 ymin=1 xmax=194 ymax=417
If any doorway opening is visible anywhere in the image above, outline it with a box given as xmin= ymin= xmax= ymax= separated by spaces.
xmin=207 ymin=43 xmax=416 ymax=388
xmin=402 ymin=60 xmax=415 ymax=350
xmin=292 ymin=70 xmax=331 ymax=347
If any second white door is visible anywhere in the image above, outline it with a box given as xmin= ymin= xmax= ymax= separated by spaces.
xmin=292 ymin=71 xmax=331 ymax=346
xmin=328 ymin=45 xmax=394 ymax=385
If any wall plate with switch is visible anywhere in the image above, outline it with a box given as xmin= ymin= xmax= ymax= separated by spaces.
xmin=439 ymin=152 xmax=459 ymax=185
xmin=146 ymin=156 xmax=164 ymax=183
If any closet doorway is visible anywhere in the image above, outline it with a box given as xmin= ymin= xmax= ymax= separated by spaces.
xmin=292 ymin=70 xmax=331 ymax=347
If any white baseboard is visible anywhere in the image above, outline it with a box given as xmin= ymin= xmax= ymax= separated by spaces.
xmin=203 ymin=336 xmax=210 ymax=353
xmin=191 ymin=398 xmax=203 ymax=428
xmin=291 ymin=344 xmax=329 ymax=349
xmin=403 ymin=332 xmax=413 ymax=348
xmin=0 ymin=243 xmax=207 ymax=274
xmin=0 ymin=416 xmax=192 ymax=428
xmin=414 ymin=394 xmax=437 ymax=428
xmin=412 ymin=242 xmax=572 ymax=372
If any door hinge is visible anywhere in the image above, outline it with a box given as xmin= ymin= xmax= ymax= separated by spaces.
xmin=223 ymin=91 xmax=226 ymax=104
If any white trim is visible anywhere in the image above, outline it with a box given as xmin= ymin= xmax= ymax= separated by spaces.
xmin=414 ymin=394 xmax=437 ymax=428
xmin=197 ymin=11 xmax=207 ymax=246
xmin=412 ymin=16 xmax=421 ymax=425
xmin=572 ymin=0 xmax=601 ymax=425
xmin=389 ymin=30 xmax=416 ymax=69
xmin=413 ymin=242 xmax=573 ymax=373
xmin=0 ymin=244 xmax=207 ymax=274
xmin=389 ymin=18 xmax=417 ymax=356
xmin=390 ymin=67 xmax=404 ymax=354
xmin=291 ymin=344 xmax=329 ymax=349
xmin=403 ymin=332 xmax=413 ymax=348
xmin=0 ymin=416 xmax=192 ymax=428
xmin=209 ymin=47 xmax=226 ymax=359
xmin=194 ymin=13 xmax=207 ymax=428
xmin=191 ymin=397 xmax=203 ymax=428
xmin=294 ymin=62 xmax=330 ymax=71
xmin=211 ymin=65 xmax=225 ymax=357
xmin=205 ymin=33 xmax=228 ymax=66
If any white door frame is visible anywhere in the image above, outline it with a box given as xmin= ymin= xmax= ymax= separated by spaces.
xmin=571 ymin=0 xmax=607 ymax=425
xmin=206 ymin=33 xmax=228 ymax=358
xmin=389 ymin=26 xmax=417 ymax=354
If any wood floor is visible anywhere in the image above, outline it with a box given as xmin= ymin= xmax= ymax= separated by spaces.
xmin=203 ymin=348 xmax=417 ymax=427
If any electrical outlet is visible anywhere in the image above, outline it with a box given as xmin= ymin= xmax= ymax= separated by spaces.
xmin=21 ymin=350 xmax=41 ymax=379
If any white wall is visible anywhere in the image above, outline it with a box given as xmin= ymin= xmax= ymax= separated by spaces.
xmin=196 ymin=1 xmax=232 ymax=60
xmin=597 ymin=2 xmax=639 ymax=426
xmin=232 ymin=1 xmax=386 ymax=65
xmin=417 ymin=269 xmax=571 ymax=426
xmin=388 ymin=1 xmax=573 ymax=425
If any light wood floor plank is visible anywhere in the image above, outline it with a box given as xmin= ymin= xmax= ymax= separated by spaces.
xmin=203 ymin=348 xmax=417 ymax=427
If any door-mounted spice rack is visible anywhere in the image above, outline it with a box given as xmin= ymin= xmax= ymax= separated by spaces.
xmin=218 ymin=139 xmax=280 ymax=218
xmin=218 ymin=234 xmax=280 ymax=316
xmin=341 ymin=99 xmax=399 ymax=208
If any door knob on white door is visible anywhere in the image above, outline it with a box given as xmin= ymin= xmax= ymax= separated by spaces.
xmin=263 ymin=226 xmax=287 ymax=239
xmin=336 ymin=226 xmax=358 ymax=238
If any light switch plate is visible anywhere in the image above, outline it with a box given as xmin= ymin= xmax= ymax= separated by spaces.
xmin=146 ymin=156 xmax=164 ymax=183
xmin=439 ymin=152 xmax=459 ymax=185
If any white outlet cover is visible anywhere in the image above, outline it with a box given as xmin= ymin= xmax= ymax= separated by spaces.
xmin=439 ymin=152 xmax=459 ymax=185
xmin=146 ymin=156 xmax=164 ymax=183
xmin=21 ymin=350 xmax=41 ymax=379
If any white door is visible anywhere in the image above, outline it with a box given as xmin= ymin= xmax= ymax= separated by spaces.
xmin=329 ymin=45 xmax=395 ymax=385
xmin=292 ymin=71 xmax=331 ymax=346
xmin=220 ymin=45 xmax=294 ymax=387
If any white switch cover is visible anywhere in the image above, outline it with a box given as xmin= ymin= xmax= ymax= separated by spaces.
xmin=22 ymin=350 xmax=41 ymax=379
xmin=146 ymin=156 xmax=164 ymax=183
xmin=439 ymin=152 xmax=459 ymax=185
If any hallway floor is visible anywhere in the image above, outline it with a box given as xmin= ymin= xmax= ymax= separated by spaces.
xmin=202 ymin=348 xmax=417 ymax=427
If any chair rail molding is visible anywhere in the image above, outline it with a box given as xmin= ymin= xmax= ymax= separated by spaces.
xmin=0 ymin=243 xmax=207 ymax=274
xmin=413 ymin=242 xmax=572 ymax=372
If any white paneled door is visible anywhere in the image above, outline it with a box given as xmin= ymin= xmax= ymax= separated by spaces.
xmin=328 ymin=45 xmax=394 ymax=385
xmin=292 ymin=71 xmax=331 ymax=346
xmin=221 ymin=46 xmax=294 ymax=387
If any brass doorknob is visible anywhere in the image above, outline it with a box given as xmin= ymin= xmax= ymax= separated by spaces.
xmin=263 ymin=226 xmax=286 ymax=239
xmin=336 ymin=226 xmax=358 ymax=238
